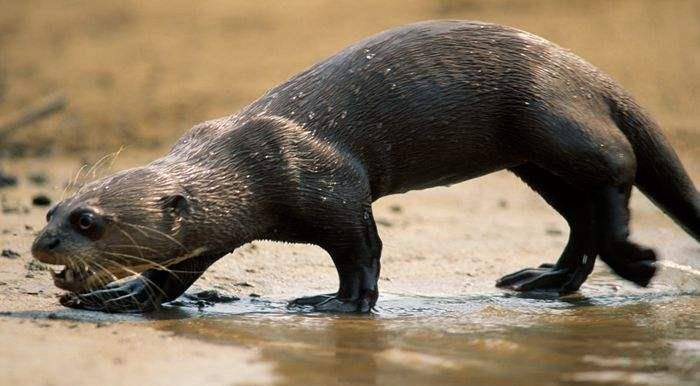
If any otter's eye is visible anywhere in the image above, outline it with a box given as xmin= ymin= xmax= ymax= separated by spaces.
xmin=78 ymin=213 xmax=94 ymax=230
xmin=69 ymin=209 xmax=105 ymax=240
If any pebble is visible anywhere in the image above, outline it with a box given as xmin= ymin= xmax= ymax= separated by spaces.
xmin=0 ymin=172 xmax=17 ymax=188
xmin=27 ymin=173 xmax=48 ymax=186
xmin=184 ymin=289 xmax=240 ymax=303
xmin=1 ymin=249 xmax=20 ymax=258
xmin=32 ymin=194 xmax=52 ymax=206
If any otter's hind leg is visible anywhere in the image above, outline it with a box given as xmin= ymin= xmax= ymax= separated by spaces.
xmin=593 ymin=185 xmax=657 ymax=286
xmin=516 ymin=117 xmax=656 ymax=287
xmin=497 ymin=164 xmax=597 ymax=293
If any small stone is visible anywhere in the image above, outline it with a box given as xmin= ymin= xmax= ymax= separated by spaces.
xmin=545 ymin=227 xmax=563 ymax=236
xmin=32 ymin=194 xmax=51 ymax=206
xmin=0 ymin=172 xmax=17 ymax=188
xmin=185 ymin=289 xmax=240 ymax=303
xmin=26 ymin=260 xmax=50 ymax=271
xmin=27 ymin=173 xmax=48 ymax=186
xmin=1 ymin=249 xmax=20 ymax=258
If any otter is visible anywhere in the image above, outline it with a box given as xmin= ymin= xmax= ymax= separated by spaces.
xmin=32 ymin=21 xmax=699 ymax=313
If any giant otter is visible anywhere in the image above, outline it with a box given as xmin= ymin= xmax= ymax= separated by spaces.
xmin=32 ymin=21 xmax=699 ymax=313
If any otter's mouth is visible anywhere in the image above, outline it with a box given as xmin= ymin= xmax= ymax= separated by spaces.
xmin=48 ymin=264 xmax=135 ymax=294
xmin=50 ymin=266 xmax=97 ymax=293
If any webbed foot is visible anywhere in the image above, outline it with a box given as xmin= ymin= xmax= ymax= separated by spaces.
xmin=496 ymin=258 xmax=593 ymax=294
xmin=289 ymin=291 xmax=377 ymax=313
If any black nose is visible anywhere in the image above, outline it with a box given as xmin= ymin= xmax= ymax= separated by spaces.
xmin=47 ymin=238 xmax=60 ymax=250
xmin=31 ymin=233 xmax=62 ymax=263
xmin=34 ymin=235 xmax=60 ymax=251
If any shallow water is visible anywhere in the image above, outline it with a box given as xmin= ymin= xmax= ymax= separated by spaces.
xmin=154 ymin=270 xmax=700 ymax=386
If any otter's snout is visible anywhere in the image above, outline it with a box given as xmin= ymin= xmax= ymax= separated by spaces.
xmin=31 ymin=230 xmax=63 ymax=264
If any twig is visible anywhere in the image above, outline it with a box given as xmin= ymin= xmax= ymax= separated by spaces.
xmin=0 ymin=94 xmax=67 ymax=140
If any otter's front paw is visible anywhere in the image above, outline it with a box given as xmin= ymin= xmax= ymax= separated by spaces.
xmin=288 ymin=292 xmax=376 ymax=313
xmin=60 ymin=277 xmax=163 ymax=313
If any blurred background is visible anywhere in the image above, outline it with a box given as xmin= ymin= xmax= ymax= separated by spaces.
xmin=0 ymin=0 xmax=698 ymax=157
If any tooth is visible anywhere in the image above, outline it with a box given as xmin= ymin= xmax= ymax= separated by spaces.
xmin=65 ymin=269 xmax=74 ymax=282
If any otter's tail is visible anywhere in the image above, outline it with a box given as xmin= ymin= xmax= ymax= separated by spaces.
xmin=611 ymin=95 xmax=700 ymax=241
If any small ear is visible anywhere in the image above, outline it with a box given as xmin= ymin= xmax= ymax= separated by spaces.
xmin=160 ymin=194 xmax=189 ymax=218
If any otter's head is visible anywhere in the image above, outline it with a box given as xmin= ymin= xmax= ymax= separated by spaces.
xmin=31 ymin=166 xmax=195 ymax=293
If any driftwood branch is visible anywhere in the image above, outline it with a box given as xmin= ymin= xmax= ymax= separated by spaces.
xmin=0 ymin=94 xmax=67 ymax=140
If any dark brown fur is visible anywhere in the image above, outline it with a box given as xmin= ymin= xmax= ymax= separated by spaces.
xmin=32 ymin=21 xmax=699 ymax=313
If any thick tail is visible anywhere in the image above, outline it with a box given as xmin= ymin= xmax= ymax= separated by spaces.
xmin=611 ymin=94 xmax=700 ymax=242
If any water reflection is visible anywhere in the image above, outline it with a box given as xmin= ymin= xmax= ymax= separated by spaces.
xmin=156 ymin=289 xmax=699 ymax=386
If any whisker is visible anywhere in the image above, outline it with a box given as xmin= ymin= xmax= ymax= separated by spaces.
xmin=119 ymin=222 xmax=151 ymax=239
xmin=110 ymin=262 xmax=168 ymax=299
xmin=107 ymin=244 xmax=161 ymax=254
xmin=61 ymin=163 xmax=88 ymax=200
xmin=107 ymin=145 xmax=125 ymax=171
xmin=88 ymin=261 xmax=142 ymax=308
xmin=117 ymin=221 xmax=188 ymax=252
xmin=87 ymin=150 xmax=119 ymax=179
xmin=102 ymin=251 xmax=184 ymax=282
xmin=92 ymin=259 xmax=166 ymax=301
xmin=88 ymin=260 xmax=119 ymax=283
xmin=114 ymin=225 xmax=148 ymax=259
